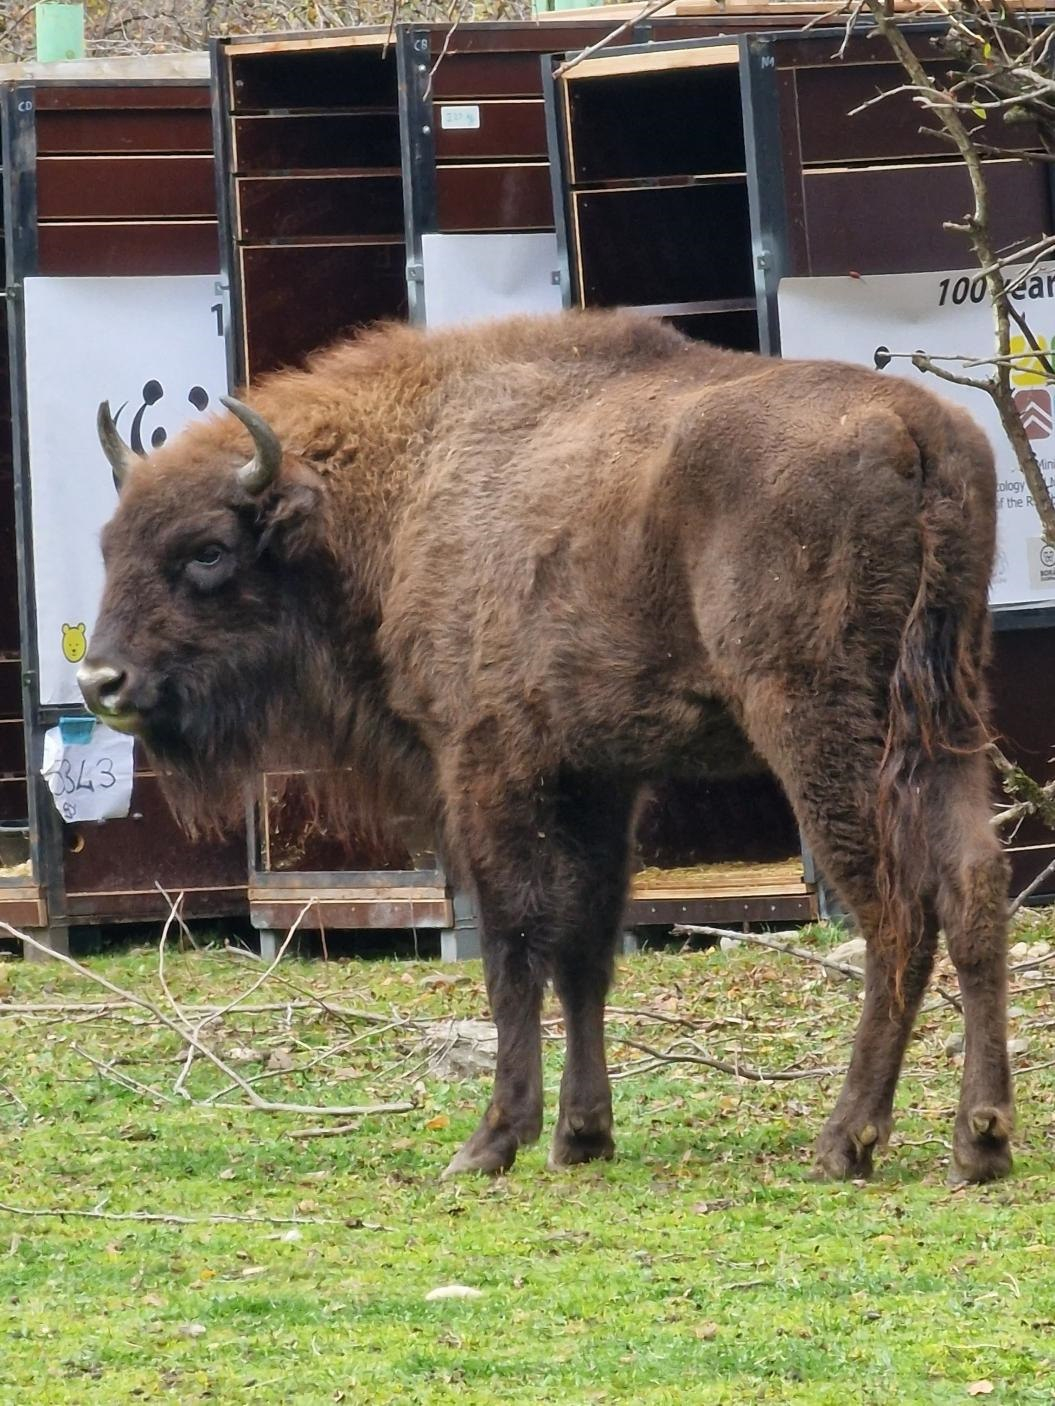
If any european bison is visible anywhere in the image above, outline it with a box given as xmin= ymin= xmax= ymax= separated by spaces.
xmin=80 ymin=311 xmax=1012 ymax=1184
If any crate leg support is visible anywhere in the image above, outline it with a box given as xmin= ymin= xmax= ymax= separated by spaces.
xmin=258 ymin=928 xmax=281 ymax=962
xmin=440 ymin=890 xmax=480 ymax=963
xmin=22 ymin=925 xmax=71 ymax=962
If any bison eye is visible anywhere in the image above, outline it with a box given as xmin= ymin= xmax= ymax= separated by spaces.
xmin=183 ymin=542 xmax=234 ymax=593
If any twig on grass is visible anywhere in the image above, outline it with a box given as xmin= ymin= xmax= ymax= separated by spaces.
xmin=70 ymin=1043 xmax=176 ymax=1106
xmin=672 ymin=923 xmax=866 ymax=981
xmin=288 ymin=1109 xmax=417 ymax=1138
xmin=0 ymin=1201 xmax=380 ymax=1228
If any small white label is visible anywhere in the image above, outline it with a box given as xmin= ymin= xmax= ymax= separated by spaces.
xmin=440 ymin=104 xmax=480 ymax=131
xmin=41 ymin=722 xmax=135 ymax=823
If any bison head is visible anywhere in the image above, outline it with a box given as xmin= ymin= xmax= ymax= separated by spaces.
xmin=78 ymin=396 xmax=334 ymax=830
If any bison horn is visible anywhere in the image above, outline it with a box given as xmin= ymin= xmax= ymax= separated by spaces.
xmin=97 ymin=401 xmax=139 ymax=492
xmin=221 ymin=395 xmax=283 ymax=494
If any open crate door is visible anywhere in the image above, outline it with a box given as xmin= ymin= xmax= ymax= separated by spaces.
xmin=398 ymin=24 xmax=568 ymax=330
xmin=212 ymin=29 xmax=455 ymax=948
xmin=1 ymin=64 xmax=247 ymax=947
xmin=545 ymin=35 xmax=787 ymax=354
xmin=0 ymin=91 xmax=46 ymax=934
xmin=545 ymin=36 xmax=816 ymax=926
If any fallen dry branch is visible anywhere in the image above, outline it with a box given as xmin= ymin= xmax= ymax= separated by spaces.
xmin=1009 ymin=854 xmax=1055 ymax=918
xmin=672 ymin=923 xmax=866 ymax=981
xmin=613 ymin=1034 xmax=840 ymax=1084
xmin=673 ymin=922 xmax=965 ymax=1014
xmin=0 ymin=919 xmax=415 ymax=1120
xmin=0 ymin=1201 xmax=380 ymax=1229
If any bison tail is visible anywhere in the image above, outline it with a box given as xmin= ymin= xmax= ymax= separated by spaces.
xmin=873 ymin=430 xmax=993 ymax=999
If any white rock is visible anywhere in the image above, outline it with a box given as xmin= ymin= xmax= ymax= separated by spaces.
xmin=719 ymin=936 xmax=741 ymax=953
xmin=944 ymin=1031 xmax=965 ymax=1056
xmin=1010 ymin=942 xmax=1030 ymax=960
xmin=425 ymin=1285 xmax=484 ymax=1302
xmin=423 ymin=1020 xmax=498 ymax=1080
xmin=1007 ymin=1037 xmax=1031 ymax=1057
xmin=825 ymin=937 xmax=867 ymax=979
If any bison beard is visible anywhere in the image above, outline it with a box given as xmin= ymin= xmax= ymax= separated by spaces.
xmin=82 ymin=309 xmax=1013 ymax=1187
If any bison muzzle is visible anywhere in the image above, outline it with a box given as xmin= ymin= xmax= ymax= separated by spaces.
xmin=80 ymin=310 xmax=1013 ymax=1186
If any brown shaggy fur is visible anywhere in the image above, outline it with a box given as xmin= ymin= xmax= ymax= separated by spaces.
xmin=82 ymin=310 xmax=1012 ymax=1185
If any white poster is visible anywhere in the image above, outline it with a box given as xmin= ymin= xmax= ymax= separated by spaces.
xmin=778 ymin=266 xmax=1055 ymax=610
xmin=23 ymin=275 xmax=229 ymax=704
xmin=41 ymin=720 xmax=135 ymax=823
xmin=421 ymin=232 xmax=563 ymax=328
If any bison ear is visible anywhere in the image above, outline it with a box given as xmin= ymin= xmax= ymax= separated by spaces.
xmin=255 ymin=468 xmax=324 ymax=562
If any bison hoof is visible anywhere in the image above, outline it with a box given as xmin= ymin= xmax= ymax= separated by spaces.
xmin=811 ymin=1119 xmax=885 ymax=1181
xmin=950 ymin=1104 xmax=1013 ymax=1185
xmin=548 ymin=1116 xmax=615 ymax=1170
xmin=440 ymin=1125 xmax=521 ymax=1180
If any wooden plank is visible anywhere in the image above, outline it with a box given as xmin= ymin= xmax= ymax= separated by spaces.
xmin=250 ymin=898 xmax=453 ymax=930
xmin=31 ymin=84 xmax=210 ymax=112
xmin=436 ymin=162 xmax=554 ymax=232
xmin=248 ymin=886 xmax=447 ymax=903
xmin=626 ymin=893 xmax=818 ymax=925
xmin=37 ymin=155 xmax=216 ymax=219
xmin=0 ymin=778 xmax=30 ymax=825
xmin=0 ymin=56 xmax=209 ymax=82
xmin=240 ymin=243 xmax=408 ymax=380
xmin=233 ymin=113 xmax=401 ymax=173
xmin=801 ymin=159 xmax=1050 ymax=277
xmin=229 ymin=46 xmax=396 ymax=112
xmin=0 ymin=661 xmax=21 ymax=718
xmin=37 ymin=220 xmax=220 ymax=276
xmin=228 ymin=32 xmax=389 ymax=58
xmin=65 ymin=889 xmax=245 ymax=921
xmin=236 ymin=174 xmax=404 ymax=241
xmin=565 ymin=44 xmax=739 ymax=83
xmin=567 ymin=61 xmax=744 ymax=184
xmin=429 ymin=51 xmax=550 ymax=101
xmin=62 ymin=775 xmax=246 ymax=899
xmin=434 ymin=100 xmax=548 ymax=161
xmin=36 ymin=108 xmax=213 ymax=156
xmin=0 ymin=718 xmax=25 ymax=773
xmin=574 ymin=183 xmax=753 ymax=306
xmin=793 ymin=61 xmax=1038 ymax=167
xmin=0 ymin=892 xmax=48 ymax=929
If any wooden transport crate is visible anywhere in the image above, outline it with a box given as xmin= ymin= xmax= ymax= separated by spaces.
xmin=213 ymin=18 xmax=836 ymax=950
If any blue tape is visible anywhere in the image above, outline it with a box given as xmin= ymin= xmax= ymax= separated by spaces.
xmin=58 ymin=715 xmax=96 ymax=745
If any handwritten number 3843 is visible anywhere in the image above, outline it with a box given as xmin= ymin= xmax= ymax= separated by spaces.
xmin=46 ymin=757 xmax=117 ymax=797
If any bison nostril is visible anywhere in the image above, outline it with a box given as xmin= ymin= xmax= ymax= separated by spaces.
xmin=77 ymin=662 xmax=128 ymax=715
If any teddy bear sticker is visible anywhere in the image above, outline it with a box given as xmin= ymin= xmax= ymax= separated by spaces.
xmin=61 ymin=623 xmax=87 ymax=663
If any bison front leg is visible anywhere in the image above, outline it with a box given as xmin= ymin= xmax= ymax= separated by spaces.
xmin=441 ymin=770 xmax=635 ymax=1179
xmin=548 ymin=778 xmax=636 ymax=1169
xmin=441 ymin=916 xmax=546 ymax=1178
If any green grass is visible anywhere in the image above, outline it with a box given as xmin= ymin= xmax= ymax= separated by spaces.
xmin=0 ymin=918 xmax=1052 ymax=1404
